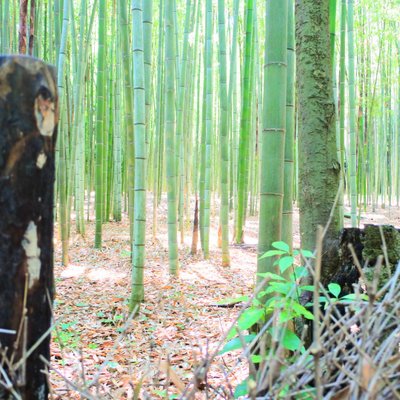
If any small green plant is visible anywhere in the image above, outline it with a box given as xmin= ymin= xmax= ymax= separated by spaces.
xmin=315 ymin=282 xmax=368 ymax=309
xmin=97 ymin=311 xmax=124 ymax=327
xmin=152 ymin=389 xmax=179 ymax=399
xmin=54 ymin=321 xmax=80 ymax=349
xmin=222 ymin=242 xmax=314 ymax=344
xmin=219 ymin=241 xmax=367 ymax=399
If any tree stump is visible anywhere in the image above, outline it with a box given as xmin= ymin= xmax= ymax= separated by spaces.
xmin=334 ymin=224 xmax=400 ymax=291
xmin=362 ymin=224 xmax=400 ymax=287
xmin=0 ymin=56 xmax=58 ymax=399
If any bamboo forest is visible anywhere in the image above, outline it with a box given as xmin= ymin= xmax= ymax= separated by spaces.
xmin=0 ymin=0 xmax=400 ymax=399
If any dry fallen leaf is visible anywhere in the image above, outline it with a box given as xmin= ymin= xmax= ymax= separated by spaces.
xmin=159 ymin=360 xmax=186 ymax=393
xmin=331 ymin=386 xmax=350 ymax=400
xmin=361 ymin=356 xmax=384 ymax=399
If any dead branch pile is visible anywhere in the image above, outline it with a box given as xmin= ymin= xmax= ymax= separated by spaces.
xmin=259 ymin=265 xmax=400 ymax=399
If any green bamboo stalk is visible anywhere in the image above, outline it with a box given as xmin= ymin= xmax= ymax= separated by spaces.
xmin=143 ymin=0 xmax=152 ymax=146
xmin=130 ymin=0 xmax=147 ymax=308
xmin=165 ymin=0 xmax=179 ymax=275
xmin=347 ymin=0 xmax=357 ymax=226
xmin=257 ymin=0 xmax=288 ymax=281
xmin=72 ymin=0 xmax=88 ymax=236
xmin=152 ymin=0 xmax=164 ymax=240
xmin=396 ymin=39 xmax=400 ymax=204
xmin=217 ymin=0 xmax=230 ymax=267
xmin=105 ymin=42 xmax=115 ymax=223
xmin=118 ymin=0 xmax=135 ymax=241
xmin=182 ymin=2 xmax=199 ymax=225
xmin=339 ymin=0 xmax=346 ymax=220
xmin=57 ymin=0 xmax=70 ymax=265
xmin=228 ymin=0 xmax=240 ymax=215
xmin=94 ymin=0 xmax=106 ymax=248
xmin=113 ymin=12 xmax=122 ymax=222
xmin=176 ymin=0 xmax=192 ymax=244
xmin=282 ymin=0 xmax=295 ymax=252
xmin=1 ymin=0 xmax=10 ymax=53
xmin=191 ymin=43 xmax=202 ymax=255
xmin=246 ymin=14 xmax=258 ymax=220
xmin=235 ymin=0 xmax=254 ymax=244
xmin=330 ymin=0 xmax=344 ymax=227
xmin=200 ymin=0 xmax=213 ymax=258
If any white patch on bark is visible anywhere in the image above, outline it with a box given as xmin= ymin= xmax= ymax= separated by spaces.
xmin=22 ymin=221 xmax=41 ymax=288
xmin=34 ymin=383 xmax=46 ymax=399
xmin=36 ymin=152 xmax=47 ymax=169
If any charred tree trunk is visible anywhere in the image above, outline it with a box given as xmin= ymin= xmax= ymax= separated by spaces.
xmin=28 ymin=0 xmax=35 ymax=56
xmin=19 ymin=0 xmax=28 ymax=54
xmin=0 ymin=56 xmax=58 ymax=399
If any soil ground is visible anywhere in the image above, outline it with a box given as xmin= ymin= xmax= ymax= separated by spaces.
xmin=50 ymin=195 xmax=400 ymax=399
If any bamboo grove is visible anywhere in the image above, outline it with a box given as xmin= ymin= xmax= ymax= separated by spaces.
xmin=1 ymin=0 xmax=399 ymax=303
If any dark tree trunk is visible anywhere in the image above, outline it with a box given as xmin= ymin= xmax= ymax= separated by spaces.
xmin=0 ymin=56 xmax=58 ymax=399
xmin=19 ymin=0 xmax=28 ymax=54
xmin=28 ymin=0 xmax=35 ymax=56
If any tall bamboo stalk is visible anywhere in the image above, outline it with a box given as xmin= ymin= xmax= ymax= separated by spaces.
xmin=118 ymin=0 xmax=135 ymax=241
xmin=348 ymin=0 xmax=357 ymax=227
xmin=217 ymin=0 xmax=230 ymax=267
xmin=165 ymin=0 xmax=179 ymax=275
xmin=282 ymin=0 xmax=295 ymax=252
xmin=131 ymin=0 xmax=147 ymax=308
xmin=235 ymin=0 xmax=254 ymax=244
xmin=152 ymin=0 xmax=164 ymax=240
xmin=176 ymin=0 xmax=192 ymax=244
xmin=200 ymin=0 xmax=213 ymax=258
xmin=94 ymin=0 xmax=106 ymax=248
xmin=257 ymin=0 xmax=288 ymax=281
xmin=57 ymin=0 xmax=70 ymax=265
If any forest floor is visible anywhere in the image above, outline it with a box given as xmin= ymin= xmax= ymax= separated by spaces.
xmin=50 ymin=196 xmax=400 ymax=399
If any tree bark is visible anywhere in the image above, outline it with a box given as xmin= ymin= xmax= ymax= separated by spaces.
xmin=28 ymin=0 xmax=35 ymax=56
xmin=19 ymin=0 xmax=28 ymax=54
xmin=296 ymin=0 xmax=341 ymax=282
xmin=0 ymin=56 xmax=58 ymax=399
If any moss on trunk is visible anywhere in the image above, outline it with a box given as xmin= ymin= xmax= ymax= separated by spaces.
xmin=334 ymin=225 xmax=400 ymax=291
xmin=296 ymin=0 xmax=341 ymax=283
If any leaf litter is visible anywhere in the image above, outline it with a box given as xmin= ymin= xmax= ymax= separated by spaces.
xmin=51 ymin=197 xmax=400 ymax=399
xmin=51 ymin=199 xmax=258 ymax=399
